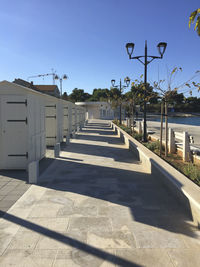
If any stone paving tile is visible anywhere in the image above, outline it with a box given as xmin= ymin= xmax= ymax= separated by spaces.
xmin=12 ymin=189 xmax=29 ymax=195
xmin=0 ymin=249 xmax=57 ymax=267
xmin=0 ymin=178 xmax=30 ymax=218
xmin=0 ymin=183 xmax=8 ymax=190
xmin=116 ymin=248 xmax=174 ymax=267
xmin=0 ymin=187 xmax=16 ymax=195
xmin=0 ymin=200 xmax=17 ymax=209
xmin=98 ymin=205 xmax=133 ymax=220
xmin=35 ymin=230 xmax=87 ymax=250
xmin=7 ymin=231 xmax=41 ymax=250
xmin=28 ymin=204 xmax=62 ymax=218
xmin=167 ymin=248 xmax=200 ymax=267
xmin=133 ymin=228 xmax=187 ymax=249
xmin=111 ymin=216 xmax=158 ymax=232
xmin=35 ymin=193 xmax=75 ymax=215
xmin=76 ymin=197 xmax=110 ymax=208
xmin=68 ymin=217 xmax=113 ymax=232
xmin=179 ymin=230 xmax=200 ymax=249
xmin=18 ymin=218 xmax=69 ymax=233
xmin=0 ymin=231 xmax=14 ymax=256
xmin=0 ymin=195 xmax=5 ymax=201
xmin=1 ymin=194 xmax=25 ymax=201
xmin=58 ymin=205 xmax=98 ymax=217
xmin=87 ymin=230 xmax=136 ymax=249
xmin=53 ymin=249 xmax=116 ymax=267
xmin=0 ymin=155 xmax=54 ymax=219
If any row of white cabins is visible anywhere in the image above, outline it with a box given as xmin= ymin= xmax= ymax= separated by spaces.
xmin=0 ymin=81 xmax=85 ymax=171
xmin=0 ymin=80 xmax=117 ymax=175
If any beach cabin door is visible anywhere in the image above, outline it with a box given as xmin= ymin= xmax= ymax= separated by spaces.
xmin=45 ymin=103 xmax=57 ymax=146
xmin=0 ymin=95 xmax=28 ymax=169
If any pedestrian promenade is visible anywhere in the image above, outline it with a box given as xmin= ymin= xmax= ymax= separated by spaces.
xmin=0 ymin=120 xmax=200 ymax=266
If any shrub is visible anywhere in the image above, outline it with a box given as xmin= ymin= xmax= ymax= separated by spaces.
xmin=120 ymin=125 xmax=132 ymax=135
xmin=113 ymin=120 xmax=120 ymax=126
xmin=133 ymin=133 xmax=143 ymax=141
xmin=145 ymin=140 xmax=160 ymax=152
xmin=182 ymin=163 xmax=200 ymax=185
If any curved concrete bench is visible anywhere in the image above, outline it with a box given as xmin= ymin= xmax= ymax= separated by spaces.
xmin=112 ymin=122 xmax=200 ymax=228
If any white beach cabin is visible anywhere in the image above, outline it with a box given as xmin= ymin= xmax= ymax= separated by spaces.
xmin=0 ymin=81 xmax=46 ymax=170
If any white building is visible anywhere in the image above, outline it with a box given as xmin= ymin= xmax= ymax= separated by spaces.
xmin=75 ymin=102 xmax=114 ymax=120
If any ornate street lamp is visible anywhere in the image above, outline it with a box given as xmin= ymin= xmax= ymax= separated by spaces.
xmin=111 ymin=77 xmax=130 ymax=124
xmin=125 ymin=41 xmax=167 ymax=142
xmin=111 ymin=79 xmax=116 ymax=87
xmin=124 ymin=76 xmax=131 ymax=87
xmin=157 ymin=42 xmax=167 ymax=57
xmin=126 ymin=43 xmax=135 ymax=58
xmin=55 ymin=74 xmax=68 ymax=98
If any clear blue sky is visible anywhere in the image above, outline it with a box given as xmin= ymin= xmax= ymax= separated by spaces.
xmin=0 ymin=0 xmax=199 ymax=96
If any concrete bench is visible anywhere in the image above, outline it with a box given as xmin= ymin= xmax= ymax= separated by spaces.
xmin=169 ymin=129 xmax=193 ymax=161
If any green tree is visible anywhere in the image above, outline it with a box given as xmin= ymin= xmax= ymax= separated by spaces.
xmin=89 ymin=88 xmax=110 ymax=101
xmin=108 ymin=87 xmax=122 ymax=120
xmin=123 ymin=90 xmax=137 ymax=131
xmin=131 ymin=81 xmax=157 ymax=105
xmin=185 ymin=96 xmax=199 ymax=105
xmin=109 ymin=87 xmax=121 ymax=107
xmin=62 ymin=92 xmax=68 ymax=100
xmin=167 ymin=92 xmax=184 ymax=105
xmin=68 ymin=88 xmax=91 ymax=102
xmin=189 ymin=9 xmax=200 ymax=36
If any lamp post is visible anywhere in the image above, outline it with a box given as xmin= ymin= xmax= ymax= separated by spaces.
xmin=111 ymin=77 xmax=130 ymax=124
xmin=125 ymin=41 xmax=167 ymax=142
xmin=55 ymin=74 xmax=68 ymax=98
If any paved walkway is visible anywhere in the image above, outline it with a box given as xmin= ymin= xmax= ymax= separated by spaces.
xmin=0 ymin=120 xmax=200 ymax=266
xmin=0 ymin=171 xmax=30 ymax=217
xmin=0 ymin=150 xmax=55 ymax=218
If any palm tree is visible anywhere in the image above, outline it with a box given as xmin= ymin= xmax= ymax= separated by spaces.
xmin=189 ymin=9 xmax=200 ymax=36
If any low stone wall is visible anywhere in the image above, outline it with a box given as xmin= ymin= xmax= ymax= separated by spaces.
xmin=112 ymin=122 xmax=200 ymax=228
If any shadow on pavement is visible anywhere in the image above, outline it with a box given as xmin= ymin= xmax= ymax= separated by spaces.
xmin=37 ymin=155 xmax=197 ymax=240
xmin=0 ymin=120 xmax=199 ymax=265
xmin=2 ymin=212 xmax=142 ymax=267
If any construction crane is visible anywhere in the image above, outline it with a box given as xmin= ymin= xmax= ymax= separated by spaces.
xmin=28 ymin=69 xmax=57 ymax=84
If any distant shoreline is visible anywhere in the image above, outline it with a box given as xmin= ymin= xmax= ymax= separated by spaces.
xmin=144 ymin=112 xmax=200 ymax=118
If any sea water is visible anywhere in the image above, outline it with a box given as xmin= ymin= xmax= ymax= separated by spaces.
xmin=148 ymin=116 xmax=200 ymax=126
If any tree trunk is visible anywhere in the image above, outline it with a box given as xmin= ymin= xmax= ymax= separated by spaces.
xmin=165 ymin=100 xmax=168 ymax=157
xmin=119 ymin=103 xmax=122 ymax=125
xmin=132 ymin=100 xmax=135 ymax=134
xmin=160 ymin=101 xmax=164 ymax=157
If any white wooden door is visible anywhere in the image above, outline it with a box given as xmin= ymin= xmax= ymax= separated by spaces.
xmin=0 ymin=95 xmax=28 ymax=169
xmin=45 ymin=103 xmax=57 ymax=146
xmin=63 ymin=105 xmax=69 ymax=137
